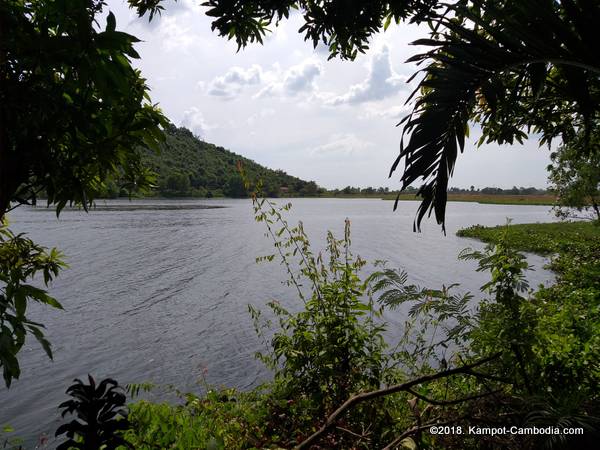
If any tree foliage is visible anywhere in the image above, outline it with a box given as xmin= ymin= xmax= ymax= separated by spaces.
xmin=548 ymin=125 xmax=600 ymax=221
xmin=0 ymin=0 xmax=167 ymax=219
xmin=133 ymin=0 xmax=600 ymax=231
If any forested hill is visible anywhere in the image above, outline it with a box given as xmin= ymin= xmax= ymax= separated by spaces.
xmin=139 ymin=126 xmax=321 ymax=198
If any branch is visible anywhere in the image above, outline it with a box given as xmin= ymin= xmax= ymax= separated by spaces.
xmin=335 ymin=425 xmax=371 ymax=441
xmin=294 ymin=353 xmax=501 ymax=449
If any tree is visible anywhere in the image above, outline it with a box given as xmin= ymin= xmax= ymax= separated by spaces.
xmin=300 ymin=181 xmax=319 ymax=196
xmin=132 ymin=0 xmax=600 ymax=231
xmin=0 ymin=0 xmax=167 ymax=220
xmin=225 ymin=175 xmax=248 ymax=198
xmin=163 ymin=172 xmax=191 ymax=195
xmin=548 ymin=127 xmax=600 ymax=221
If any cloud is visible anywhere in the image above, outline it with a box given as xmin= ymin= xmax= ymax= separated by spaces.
xmin=203 ymin=60 xmax=322 ymax=101
xmin=180 ymin=107 xmax=215 ymax=138
xmin=164 ymin=0 xmax=195 ymax=13
xmin=283 ymin=61 xmax=322 ymax=93
xmin=257 ymin=60 xmax=322 ymax=98
xmin=328 ymin=45 xmax=406 ymax=105
xmin=310 ymin=134 xmax=374 ymax=160
xmin=206 ymin=65 xmax=263 ymax=99
xmin=156 ymin=16 xmax=196 ymax=51
xmin=361 ymin=104 xmax=412 ymax=121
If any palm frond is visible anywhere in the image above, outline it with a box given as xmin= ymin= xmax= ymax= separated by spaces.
xmin=393 ymin=0 xmax=600 ymax=231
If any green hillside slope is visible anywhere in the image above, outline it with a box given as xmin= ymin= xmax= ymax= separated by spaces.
xmin=147 ymin=126 xmax=322 ymax=198
xmin=102 ymin=125 xmax=321 ymax=198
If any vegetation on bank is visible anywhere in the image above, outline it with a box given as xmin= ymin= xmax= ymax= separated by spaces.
xmin=457 ymin=221 xmax=600 ymax=255
xmin=458 ymin=220 xmax=600 ymax=406
xmin=383 ymin=192 xmax=556 ymax=206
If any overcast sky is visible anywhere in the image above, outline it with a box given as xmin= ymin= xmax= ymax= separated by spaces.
xmin=107 ymin=0 xmax=553 ymax=189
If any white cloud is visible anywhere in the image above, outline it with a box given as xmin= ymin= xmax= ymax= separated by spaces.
xmin=205 ymin=59 xmax=322 ymax=101
xmin=328 ymin=45 xmax=406 ymax=105
xmin=156 ymin=16 xmax=196 ymax=52
xmin=164 ymin=0 xmax=198 ymax=14
xmin=257 ymin=59 xmax=322 ymax=98
xmin=283 ymin=61 xmax=322 ymax=93
xmin=361 ymin=104 xmax=412 ymax=121
xmin=207 ymin=65 xmax=263 ymax=99
xmin=180 ymin=107 xmax=215 ymax=138
xmin=310 ymin=134 xmax=374 ymax=160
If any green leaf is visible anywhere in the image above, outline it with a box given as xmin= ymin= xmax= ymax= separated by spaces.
xmin=14 ymin=291 xmax=26 ymax=317
xmin=28 ymin=326 xmax=53 ymax=360
xmin=383 ymin=14 xmax=392 ymax=31
xmin=106 ymin=11 xmax=116 ymax=32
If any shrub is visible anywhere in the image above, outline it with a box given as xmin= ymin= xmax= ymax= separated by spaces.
xmin=249 ymin=197 xmax=393 ymax=446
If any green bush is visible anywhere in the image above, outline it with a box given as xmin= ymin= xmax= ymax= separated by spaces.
xmin=249 ymin=197 xmax=395 ymax=447
xmin=124 ymin=389 xmax=269 ymax=450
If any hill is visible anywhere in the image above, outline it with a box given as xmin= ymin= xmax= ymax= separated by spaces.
xmin=102 ymin=125 xmax=321 ymax=198
xmin=149 ymin=126 xmax=324 ymax=197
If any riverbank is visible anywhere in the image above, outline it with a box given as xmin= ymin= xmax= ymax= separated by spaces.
xmin=383 ymin=192 xmax=556 ymax=205
xmin=91 ymin=192 xmax=557 ymax=206
xmin=456 ymin=220 xmax=600 ymax=254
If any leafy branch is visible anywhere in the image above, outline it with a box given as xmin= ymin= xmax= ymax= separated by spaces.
xmin=295 ymin=352 xmax=501 ymax=449
xmin=0 ymin=220 xmax=66 ymax=387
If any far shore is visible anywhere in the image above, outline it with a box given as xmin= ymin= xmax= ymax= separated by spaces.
xmin=28 ymin=192 xmax=557 ymax=207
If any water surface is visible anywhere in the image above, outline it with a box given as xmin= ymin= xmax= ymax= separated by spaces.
xmin=0 ymin=198 xmax=557 ymax=444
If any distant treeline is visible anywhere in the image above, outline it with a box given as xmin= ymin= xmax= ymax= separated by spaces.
xmin=450 ymin=186 xmax=549 ymax=195
xmin=326 ymin=185 xmax=550 ymax=196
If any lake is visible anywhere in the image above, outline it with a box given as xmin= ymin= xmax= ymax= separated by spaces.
xmin=0 ymin=198 xmax=557 ymax=444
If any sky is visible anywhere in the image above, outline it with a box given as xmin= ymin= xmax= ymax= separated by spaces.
xmin=106 ymin=0 xmax=553 ymax=190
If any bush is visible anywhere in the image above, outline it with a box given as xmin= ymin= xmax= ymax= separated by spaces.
xmin=249 ymin=198 xmax=394 ymax=446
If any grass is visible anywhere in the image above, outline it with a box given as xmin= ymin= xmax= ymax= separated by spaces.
xmin=456 ymin=220 xmax=600 ymax=255
xmin=382 ymin=193 xmax=556 ymax=205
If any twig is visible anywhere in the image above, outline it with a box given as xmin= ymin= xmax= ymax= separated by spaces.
xmin=294 ymin=353 xmax=501 ymax=449
xmin=335 ymin=425 xmax=371 ymax=441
